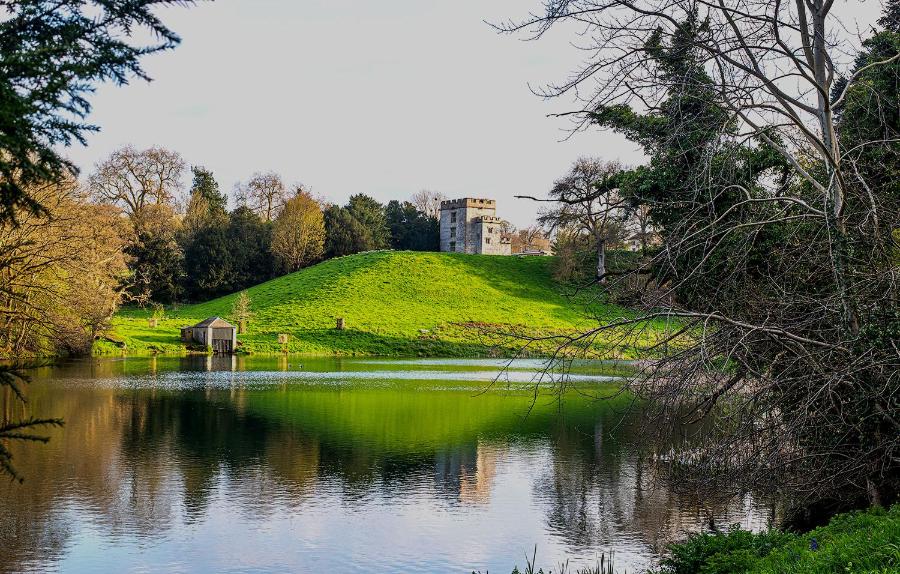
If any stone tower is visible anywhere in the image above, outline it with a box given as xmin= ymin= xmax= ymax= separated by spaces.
xmin=439 ymin=198 xmax=511 ymax=255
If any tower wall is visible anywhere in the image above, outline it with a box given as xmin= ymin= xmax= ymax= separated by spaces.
xmin=439 ymin=198 xmax=499 ymax=254
xmin=476 ymin=216 xmax=511 ymax=255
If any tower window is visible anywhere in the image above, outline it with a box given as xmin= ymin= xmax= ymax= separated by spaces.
xmin=450 ymin=211 xmax=457 ymax=223
xmin=449 ymin=241 xmax=456 ymax=252
xmin=450 ymin=228 xmax=456 ymax=238
xmin=486 ymin=238 xmax=491 ymax=244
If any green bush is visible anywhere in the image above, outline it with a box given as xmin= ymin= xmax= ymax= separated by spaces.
xmin=753 ymin=505 xmax=900 ymax=574
xmin=654 ymin=528 xmax=794 ymax=574
xmin=651 ymin=505 xmax=900 ymax=574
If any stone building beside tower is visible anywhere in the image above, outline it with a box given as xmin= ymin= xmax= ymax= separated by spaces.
xmin=439 ymin=198 xmax=511 ymax=255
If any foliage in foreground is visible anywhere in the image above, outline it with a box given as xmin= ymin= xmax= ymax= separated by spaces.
xmin=102 ymin=251 xmax=668 ymax=357
xmin=475 ymin=546 xmax=618 ymax=574
xmin=651 ymin=505 xmax=900 ymax=574
xmin=502 ymin=1 xmax=899 ymax=516
xmin=0 ymin=179 xmax=130 ymax=357
xmin=0 ymin=0 xmax=190 ymax=224
xmin=0 ymin=365 xmax=63 ymax=482
xmin=492 ymin=506 xmax=900 ymax=574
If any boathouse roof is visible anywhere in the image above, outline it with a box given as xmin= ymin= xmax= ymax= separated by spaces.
xmin=192 ymin=317 xmax=235 ymax=329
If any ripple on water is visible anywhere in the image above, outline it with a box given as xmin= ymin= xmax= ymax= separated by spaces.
xmin=45 ymin=366 xmax=626 ymax=391
xmin=0 ymin=358 xmax=774 ymax=574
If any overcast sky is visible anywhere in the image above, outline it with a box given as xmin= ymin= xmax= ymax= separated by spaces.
xmin=65 ymin=0 xmax=884 ymax=227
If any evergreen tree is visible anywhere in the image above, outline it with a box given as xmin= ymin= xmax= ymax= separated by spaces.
xmin=226 ymin=206 xmax=274 ymax=290
xmin=180 ymin=168 xmax=232 ymax=300
xmin=323 ymin=205 xmax=371 ymax=257
xmin=836 ymin=7 xmax=900 ymax=207
xmin=126 ymin=229 xmax=184 ymax=304
xmin=182 ymin=224 xmax=232 ymax=300
xmin=346 ymin=194 xmax=390 ymax=249
xmin=0 ymin=1 xmax=191 ymax=224
xmin=385 ymin=200 xmax=439 ymax=251
xmin=189 ymin=167 xmax=227 ymax=214
xmin=589 ymin=13 xmax=786 ymax=300
xmin=880 ymin=0 xmax=900 ymax=32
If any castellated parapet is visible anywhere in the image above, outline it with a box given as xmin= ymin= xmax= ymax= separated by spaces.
xmin=439 ymin=198 xmax=511 ymax=255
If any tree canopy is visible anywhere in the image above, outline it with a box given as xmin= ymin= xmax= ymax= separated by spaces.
xmin=271 ymin=189 xmax=326 ymax=272
xmin=0 ymin=0 xmax=191 ymax=224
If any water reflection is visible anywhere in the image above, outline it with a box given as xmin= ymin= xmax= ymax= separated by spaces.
xmin=0 ymin=358 xmax=771 ymax=574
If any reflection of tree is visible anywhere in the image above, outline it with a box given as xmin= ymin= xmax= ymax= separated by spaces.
xmin=537 ymin=420 xmax=623 ymax=549
xmin=0 ymin=365 xmax=776 ymax=573
xmin=119 ymin=391 xmax=290 ymax=522
xmin=535 ymin=416 xmax=775 ymax=555
xmin=0 ymin=387 xmax=129 ymax=573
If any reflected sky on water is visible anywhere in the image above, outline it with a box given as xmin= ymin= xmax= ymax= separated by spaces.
xmin=0 ymin=357 xmax=771 ymax=573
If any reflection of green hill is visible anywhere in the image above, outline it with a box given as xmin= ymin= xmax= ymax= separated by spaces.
xmin=240 ymin=381 xmax=630 ymax=454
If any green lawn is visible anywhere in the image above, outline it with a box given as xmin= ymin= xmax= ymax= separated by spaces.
xmin=101 ymin=250 xmax=666 ymax=357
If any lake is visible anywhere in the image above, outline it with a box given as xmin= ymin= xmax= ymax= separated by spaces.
xmin=0 ymin=357 xmax=771 ymax=573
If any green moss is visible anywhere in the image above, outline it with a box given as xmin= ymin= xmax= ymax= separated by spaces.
xmin=104 ymin=251 xmax=669 ymax=357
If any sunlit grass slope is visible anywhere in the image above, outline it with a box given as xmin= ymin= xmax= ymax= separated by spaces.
xmin=103 ymin=251 xmax=658 ymax=357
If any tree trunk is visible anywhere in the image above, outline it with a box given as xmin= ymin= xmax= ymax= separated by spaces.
xmin=596 ymin=237 xmax=606 ymax=282
xmin=867 ymin=477 xmax=883 ymax=507
xmin=811 ymin=3 xmax=860 ymax=336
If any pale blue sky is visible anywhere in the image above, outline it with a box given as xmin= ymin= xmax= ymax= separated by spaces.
xmin=65 ymin=0 xmax=883 ymax=226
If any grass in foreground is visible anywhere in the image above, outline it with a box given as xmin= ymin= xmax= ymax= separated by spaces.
xmin=650 ymin=504 xmax=900 ymax=574
xmin=488 ymin=506 xmax=899 ymax=574
xmin=101 ymin=251 xmax=668 ymax=357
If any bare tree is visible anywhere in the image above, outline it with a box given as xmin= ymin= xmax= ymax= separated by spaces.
xmin=410 ymin=189 xmax=446 ymax=218
xmin=627 ymin=204 xmax=656 ymax=254
xmin=234 ymin=171 xmax=287 ymax=222
xmin=511 ymin=225 xmax=550 ymax=253
xmin=497 ymin=1 xmax=900 ymax=515
xmin=499 ymin=219 xmax=517 ymax=237
xmin=520 ymin=158 xmax=628 ymax=281
xmin=230 ymin=290 xmax=253 ymax=334
xmin=88 ymin=146 xmax=185 ymax=220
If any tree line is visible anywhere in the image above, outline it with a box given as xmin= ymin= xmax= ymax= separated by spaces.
xmin=89 ymin=146 xmax=442 ymax=306
xmin=0 ymin=143 xmax=443 ymax=356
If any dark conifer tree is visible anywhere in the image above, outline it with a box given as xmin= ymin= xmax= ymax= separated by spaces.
xmin=346 ymin=194 xmax=391 ymax=249
xmin=323 ymin=205 xmax=372 ymax=257
xmin=189 ymin=167 xmax=227 ymax=213
xmin=226 ymin=206 xmax=274 ymax=291
xmin=385 ymin=200 xmax=439 ymax=251
xmin=880 ymin=0 xmax=900 ymax=32
xmin=126 ymin=229 xmax=184 ymax=304
xmin=0 ymin=0 xmax=192 ymax=224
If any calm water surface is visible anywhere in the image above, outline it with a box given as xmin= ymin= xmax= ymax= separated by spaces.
xmin=0 ymin=357 xmax=770 ymax=573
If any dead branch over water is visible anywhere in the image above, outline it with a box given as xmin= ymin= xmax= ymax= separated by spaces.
xmin=490 ymin=0 xmax=899 ymax=519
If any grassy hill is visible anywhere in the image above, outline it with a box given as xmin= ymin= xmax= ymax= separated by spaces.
xmin=101 ymin=251 xmax=659 ymax=357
